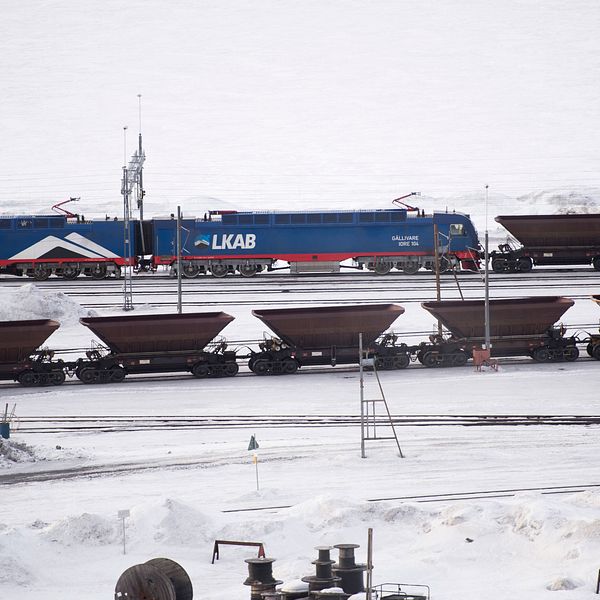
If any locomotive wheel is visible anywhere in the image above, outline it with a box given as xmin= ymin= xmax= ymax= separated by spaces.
xmin=210 ymin=264 xmax=228 ymax=278
xmin=182 ymin=264 xmax=200 ymax=278
xmin=422 ymin=352 xmax=440 ymax=368
xmin=517 ymin=257 xmax=533 ymax=272
xmin=61 ymin=266 xmax=80 ymax=280
xmin=90 ymin=265 xmax=107 ymax=279
xmin=17 ymin=370 xmax=37 ymax=387
xmin=251 ymin=360 xmax=270 ymax=375
xmin=562 ymin=347 xmax=579 ymax=362
xmin=451 ymin=351 xmax=468 ymax=367
xmin=402 ymin=262 xmax=419 ymax=275
xmin=587 ymin=344 xmax=594 ymax=357
xmin=192 ymin=363 xmax=210 ymax=378
xmin=224 ymin=362 xmax=239 ymax=376
xmin=109 ymin=366 xmax=126 ymax=382
xmin=532 ymin=347 xmax=550 ymax=362
xmin=393 ymin=354 xmax=410 ymax=369
xmin=374 ymin=261 xmax=392 ymax=275
xmin=593 ymin=345 xmax=600 ymax=360
xmin=79 ymin=368 xmax=97 ymax=384
xmin=49 ymin=371 xmax=66 ymax=385
xmin=33 ymin=266 xmax=51 ymax=281
xmin=239 ymin=264 xmax=258 ymax=278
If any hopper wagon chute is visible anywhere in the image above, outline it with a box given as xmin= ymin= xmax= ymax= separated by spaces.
xmin=0 ymin=319 xmax=65 ymax=386
xmin=420 ymin=296 xmax=578 ymax=366
xmin=76 ymin=312 xmax=237 ymax=383
xmin=585 ymin=295 xmax=600 ymax=360
xmin=249 ymin=303 xmax=407 ymax=375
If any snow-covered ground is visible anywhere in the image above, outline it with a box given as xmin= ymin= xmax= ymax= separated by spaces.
xmin=2 ymin=1 xmax=600 ymax=598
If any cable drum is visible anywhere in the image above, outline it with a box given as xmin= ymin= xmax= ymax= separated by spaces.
xmin=114 ymin=558 xmax=192 ymax=600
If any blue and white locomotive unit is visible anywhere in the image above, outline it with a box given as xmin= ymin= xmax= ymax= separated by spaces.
xmin=152 ymin=207 xmax=480 ymax=277
xmin=0 ymin=214 xmax=134 ymax=279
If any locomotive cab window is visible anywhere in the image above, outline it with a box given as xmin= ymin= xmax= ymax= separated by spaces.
xmin=449 ymin=223 xmax=465 ymax=236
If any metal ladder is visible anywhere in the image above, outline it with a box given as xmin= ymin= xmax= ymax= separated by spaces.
xmin=359 ymin=333 xmax=404 ymax=458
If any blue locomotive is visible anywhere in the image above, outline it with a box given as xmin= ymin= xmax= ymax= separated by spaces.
xmin=151 ymin=207 xmax=480 ymax=276
xmin=0 ymin=214 xmax=135 ymax=279
xmin=0 ymin=205 xmax=480 ymax=279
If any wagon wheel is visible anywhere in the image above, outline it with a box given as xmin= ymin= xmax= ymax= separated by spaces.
xmin=61 ymin=266 xmax=81 ymax=280
xmin=402 ymin=261 xmax=420 ymax=275
xmin=182 ymin=263 xmax=200 ymax=278
xmin=239 ymin=264 xmax=258 ymax=278
xmin=517 ymin=257 xmax=533 ymax=273
xmin=393 ymin=354 xmax=410 ymax=369
xmin=17 ymin=370 xmax=37 ymax=387
xmin=90 ymin=265 xmax=108 ymax=279
xmin=192 ymin=363 xmax=210 ymax=378
xmin=282 ymin=358 xmax=299 ymax=374
xmin=109 ymin=366 xmax=126 ymax=382
xmin=422 ymin=352 xmax=439 ymax=368
xmin=224 ymin=362 xmax=239 ymax=376
xmin=33 ymin=266 xmax=51 ymax=281
xmin=532 ymin=347 xmax=550 ymax=362
xmin=491 ymin=259 xmax=506 ymax=273
xmin=49 ymin=371 xmax=66 ymax=386
xmin=373 ymin=261 xmax=392 ymax=275
xmin=451 ymin=351 xmax=468 ymax=367
xmin=210 ymin=264 xmax=228 ymax=278
xmin=251 ymin=359 xmax=270 ymax=375
xmin=79 ymin=368 xmax=97 ymax=384
xmin=562 ymin=346 xmax=579 ymax=362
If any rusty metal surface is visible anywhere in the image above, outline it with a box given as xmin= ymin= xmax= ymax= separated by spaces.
xmin=496 ymin=214 xmax=600 ymax=247
xmin=0 ymin=319 xmax=60 ymax=363
xmin=252 ymin=304 xmax=404 ymax=349
xmin=114 ymin=563 xmax=176 ymax=600
xmin=421 ymin=297 xmax=574 ymax=338
xmin=80 ymin=312 xmax=234 ymax=354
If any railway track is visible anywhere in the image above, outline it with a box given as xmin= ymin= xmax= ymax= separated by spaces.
xmin=14 ymin=413 xmax=600 ymax=434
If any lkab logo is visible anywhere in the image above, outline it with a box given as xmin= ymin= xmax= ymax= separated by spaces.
xmin=195 ymin=233 xmax=256 ymax=250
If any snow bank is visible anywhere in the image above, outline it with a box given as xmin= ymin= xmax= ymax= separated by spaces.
xmin=0 ymin=284 xmax=96 ymax=324
xmin=0 ymin=439 xmax=37 ymax=467
xmin=43 ymin=513 xmax=117 ymax=546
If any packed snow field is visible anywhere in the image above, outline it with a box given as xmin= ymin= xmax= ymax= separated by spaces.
xmin=3 ymin=0 xmax=600 ymax=598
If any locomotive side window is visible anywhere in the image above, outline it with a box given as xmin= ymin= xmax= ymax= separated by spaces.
xmin=307 ymin=213 xmax=321 ymax=224
xmin=449 ymin=224 xmax=465 ymax=236
xmin=0 ymin=219 xmax=10 ymax=229
xmin=275 ymin=214 xmax=290 ymax=225
xmin=323 ymin=213 xmax=338 ymax=223
xmin=254 ymin=214 xmax=269 ymax=225
xmin=339 ymin=213 xmax=353 ymax=223
xmin=359 ymin=213 xmax=374 ymax=223
xmin=238 ymin=215 xmax=253 ymax=225
xmin=34 ymin=218 xmax=49 ymax=228
xmin=291 ymin=214 xmax=306 ymax=224
xmin=375 ymin=213 xmax=390 ymax=223
xmin=391 ymin=212 xmax=406 ymax=222
xmin=17 ymin=219 xmax=33 ymax=229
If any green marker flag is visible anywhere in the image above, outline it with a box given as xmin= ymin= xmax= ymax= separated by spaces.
xmin=248 ymin=434 xmax=259 ymax=451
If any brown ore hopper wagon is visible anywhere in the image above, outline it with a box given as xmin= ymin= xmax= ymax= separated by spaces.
xmin=0 ymin=319 xmax=65 ymax=386
xmin=491 ymin=214 xmax=600 ymax=272
xmin=249 ymin=304 xmax=407 ymax=374
xmin=420 ymin=296 xmax=578 ymax=365
xmin=76 ymin=312 xmax=237 ymax=383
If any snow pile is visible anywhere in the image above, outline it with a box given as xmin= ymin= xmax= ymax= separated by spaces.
xmin=0 ymin=439 xmax=37 ymax=466
xmin=0 ymin=284 xmax=96 ymax=324
xmin=43 ymin=513 xmax=117 ymax=546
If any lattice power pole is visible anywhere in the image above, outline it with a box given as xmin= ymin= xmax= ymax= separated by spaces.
xmin=121 ymin=120 xmax=145 ymax=311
